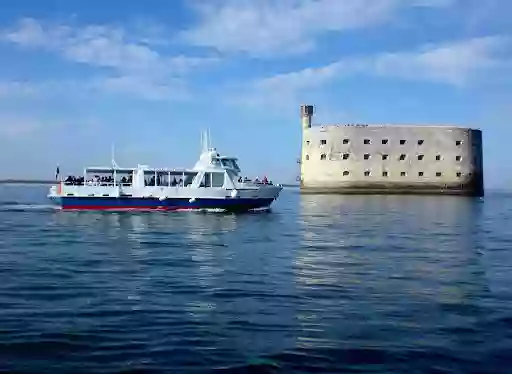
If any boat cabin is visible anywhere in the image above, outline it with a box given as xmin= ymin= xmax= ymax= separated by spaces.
xmin=62 ymin=147 xmax=248 ymax=191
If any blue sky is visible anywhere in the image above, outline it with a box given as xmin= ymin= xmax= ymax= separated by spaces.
xmin=0 ymin=0 xmax=510 ymax=187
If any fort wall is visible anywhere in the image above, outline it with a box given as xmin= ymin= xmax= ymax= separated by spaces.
xmin=299 ymin=105 xmax=484 ymax=196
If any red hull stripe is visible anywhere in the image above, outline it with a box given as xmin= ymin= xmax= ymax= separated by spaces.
xmin=61 ymin=206 xmax=201 ymax=211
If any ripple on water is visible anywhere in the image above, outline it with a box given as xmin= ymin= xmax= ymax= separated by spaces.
xmin=1 ymin=187 xmax=512 ymax=373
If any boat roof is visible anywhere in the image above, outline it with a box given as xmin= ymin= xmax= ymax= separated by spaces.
xmin=84 ymin=139 xmax=240 ymax=175
xmin=85 ymin=167 xmax=199 ymax=173
xmin=86 ymin=167 xmax=136 ymax=173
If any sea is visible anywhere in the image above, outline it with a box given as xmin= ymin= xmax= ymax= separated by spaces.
xmin=1 ymin=184 xmax=512 ymax=374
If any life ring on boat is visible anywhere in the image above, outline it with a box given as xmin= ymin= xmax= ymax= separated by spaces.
xmin=231 ymin=189 xmax=239 ymax=198
xmin=189 ymin=197 xmax=196 ymax=203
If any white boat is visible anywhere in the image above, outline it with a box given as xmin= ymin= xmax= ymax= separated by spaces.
xmin=48 ymin=134 xmax=282 ymax=212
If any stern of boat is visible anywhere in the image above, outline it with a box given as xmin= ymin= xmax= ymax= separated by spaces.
xmin=47 ymin=183 xmax=63 ymax=206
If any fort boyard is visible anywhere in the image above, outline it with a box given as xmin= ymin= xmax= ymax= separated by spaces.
xmin=299 ymin=105 xmax=484 ymax=197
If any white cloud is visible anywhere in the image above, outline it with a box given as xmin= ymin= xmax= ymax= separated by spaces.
xmin=184 ymin=0 xmax=455 ymax=56
xmin=0 ymin=18 xmax=218 ymax=100
xmin=232 ymin=36 xmax=509 ymax=108
xmin=258 ymin=36 xmax=509 ymax=89
xmin=0 ymin=117 xmax=45 ymax=139
xmin=92 ymin=75 xmax=190 ymax=101
xmin=0 ymin=81 xmax=40 ymax=97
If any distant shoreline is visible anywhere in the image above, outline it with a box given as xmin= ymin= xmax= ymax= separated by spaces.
xmin=0 ymin=180 xmax=56 ymax=185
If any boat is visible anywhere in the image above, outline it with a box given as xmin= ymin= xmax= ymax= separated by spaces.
xmin=47 ymin=133 xmax=283 ymax=212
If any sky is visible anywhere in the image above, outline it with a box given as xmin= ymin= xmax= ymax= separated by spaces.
xmin=0 ymin=0 xmax=511 ymax=187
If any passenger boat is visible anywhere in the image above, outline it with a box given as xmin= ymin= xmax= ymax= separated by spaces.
xmin=48 ymin=135 xmax=282 ymax=212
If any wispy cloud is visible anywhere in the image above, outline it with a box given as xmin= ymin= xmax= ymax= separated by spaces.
xmin=0 ymin=114 xmax=103 ymax=140
xmin=0 ymin=18 xmax=218 ymax=100
xmin=240 ymin=35 xmax=510 ymax=105
xmin=0 ymin=81 xmax=40 ymax=97
xmin=184 ymin=0 xmax=455 ymax=57
xmin=91 ymin=75 xmax=190 ymax=101
xmin=0 ymin=116 xmax=49 ymax=139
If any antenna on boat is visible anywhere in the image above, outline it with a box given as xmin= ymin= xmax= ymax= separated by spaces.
xmin=201 ymin=129 xmax=209 ymax=153
xmin=111 ymin=143 xmax=119 ymax=168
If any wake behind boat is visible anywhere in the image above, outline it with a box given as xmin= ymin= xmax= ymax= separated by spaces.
xmin=48 ymin=134 xmax=282 ymax=212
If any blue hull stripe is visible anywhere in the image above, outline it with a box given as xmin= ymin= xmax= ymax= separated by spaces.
xmin=51 ymin=197 xmax=275 ymax=211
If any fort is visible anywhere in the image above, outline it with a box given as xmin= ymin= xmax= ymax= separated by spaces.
xmin=299 ymin=105 xmax=484 ymax=196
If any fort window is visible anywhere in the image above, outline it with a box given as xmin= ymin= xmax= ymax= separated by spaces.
xmin=320 ymin=139 xmax=327 ymax=145
xmin=417 ymin=154 xmax=424 ymax=161
xmin=418 ymin=140 xmax=424 ymax=145
xmin=320 ymin=154 xmax=327 ymax=160
xmin=306 ymin=140 xmax=310 ymax=145
xmin=343 ymin=139 xmax=349 ymax=144
xmin=399 ymin=154 xmax=406 ymax=161
xmin=400 ymin=172 xmax=406 ymax=177
xmin=382 ymin=171 xmax=388 ymax=177
xmin=456 ymin=156 xmax=461 ymax=161
xmin=343 ymin=171 xmax=349 ymax=176
xmin=436 ymin=172 xmax=442 ymax=177
xmin=436 ymin=155 xmax=441 ymax=161
xmin=400 ymin=140 xmax=406 ymax=145
xmin=382 ymin=154 xmax=389 ymax=160
xmin=305 ymin=155 xmax=309 ymax=160
xmin=364 ymin=139 xmax=371 ymax=145
xmin=364 ymin=154 xmax=370 ymax=160
xmin=382 ymin=139 xmax=388 ymax=145
xmin=343 ymin=153 xmax=350 ymax=160
xmin=456 ymin=172 xmax=462 ymax=177
xmin=456 ymin=140 xmax=462 ymax=146
xmin=418 ymin=172 xmax=424 ymax=177
xmin=364 ymin=170 xmax=371 ymax=176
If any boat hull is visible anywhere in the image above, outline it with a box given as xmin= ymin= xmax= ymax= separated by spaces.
xmin=49 ymin=196 xmax=276 ymax=212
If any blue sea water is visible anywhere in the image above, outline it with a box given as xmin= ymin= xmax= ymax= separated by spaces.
xmin=1 ymin=185 xmax=512 ymax=373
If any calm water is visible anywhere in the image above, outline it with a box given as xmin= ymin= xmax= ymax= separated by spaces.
xmin=1 ymin=185 xmax=512 ymax=373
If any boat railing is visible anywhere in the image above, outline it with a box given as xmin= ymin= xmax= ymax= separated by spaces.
xmin=63 ymin=181 xmax=133 ymax=187
xmin=235 ymin=180 xmax=274 ymax=188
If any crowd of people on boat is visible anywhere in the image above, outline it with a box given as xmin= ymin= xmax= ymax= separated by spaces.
xmin=64 ymin=174 xmax=273 ymax=186
xmin=63 ymin=175 xmax=133 ymax=186
xmin=237 ymin=176 xmax=272 ymax=185
xmin=144 ymin=176 xmax=183 ymax=187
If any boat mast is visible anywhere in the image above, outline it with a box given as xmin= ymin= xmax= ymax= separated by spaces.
xmin=111 ymin=143 xmax=119 ymax=187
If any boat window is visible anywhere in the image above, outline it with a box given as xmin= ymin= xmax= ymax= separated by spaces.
xmin=156 ymin=172 xmax=169 ymax=186
xmin=199 ymin=172 xmax=212 ymax=187
xmin=221 ymin=158 xmax=241 ymax=172
xmin=226 ymin=170 xmax=237 ymax=183
xmin=144 ymin=171 xmax=156 ymax=186
xmin=183 ymin=172 xmax=197 ymax=187
xmin=211 ymin=172 xmax=225 ymax=188
xmin=221 ymin=159 xmax=232 ymax=168
xmin=211 ymin=158 xmax=221 ymax=166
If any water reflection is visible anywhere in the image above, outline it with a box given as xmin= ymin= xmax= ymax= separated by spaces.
xmin=295 ymin=194 xmax=489 ymax=350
